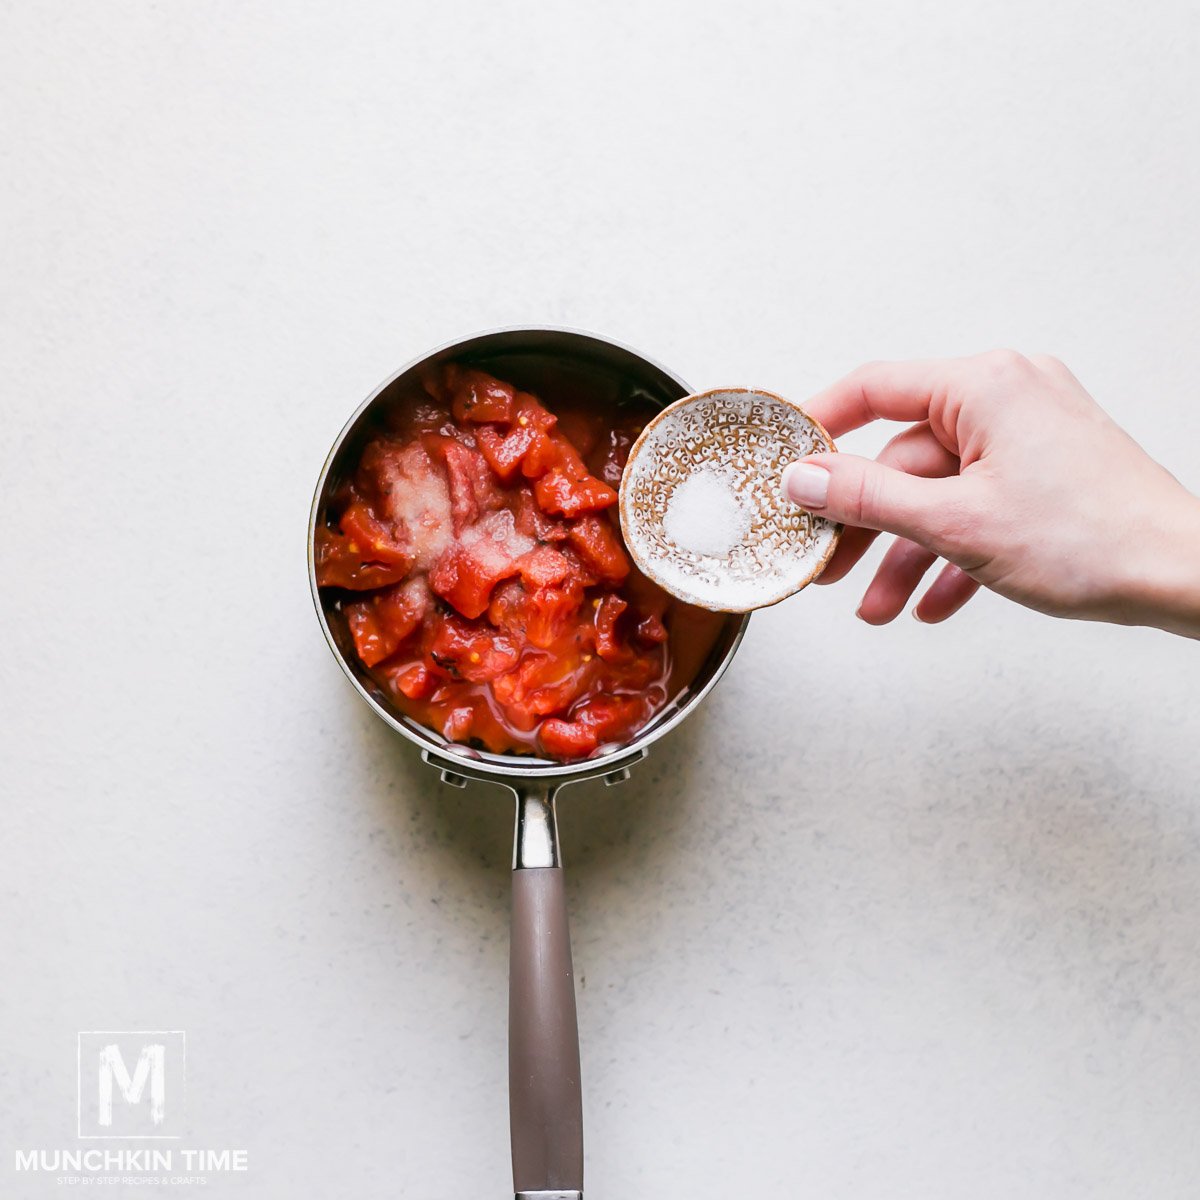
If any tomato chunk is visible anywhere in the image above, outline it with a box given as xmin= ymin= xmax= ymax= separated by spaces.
xmin=635 ymin=613 xmax=668 ymax=644
xmin=518 ymin=544 xmax=575 ymax=589
xmin=476 ymin=393 xmax=558 ymax=482
xmin=427 ymin=613 xmax=521 ymax=682
xmin=487 ymin=576 xmax=587 ymax=650
xmin=445 ymin=364 xmax=517 ymax=424
xmin=492 ymin=650 xmax=593 ymax=720
xmin=344 ymin=600 xmax=394 ymax=666
xmin=392 ymin=663 xmax=436 ymax=700
xmin=538 ymin=717 xmax=599 ymax=759
xmin=511 ymin=488 xmax=568 ymax=543
xmin=567 ymin=515 xmax=629 ymax=584
xmin=533 ymin=469 xmax=618 ymax=518
xmin=429 ymin=509 xmax=536 ymax=618
xmin=539 ymin=695 xmax=648 ymax=760
xmin=342 ymin=578 xmax=429 ymax=667
xmin=314 ymin=501 xmax=412 ymax=590
xmin=358 ymin=441 xmax=453 ymax=570
xmin=423 ymin=434 xmax=502 ymax=534
xmin=593 ymin=593 xmax=629 ymax=662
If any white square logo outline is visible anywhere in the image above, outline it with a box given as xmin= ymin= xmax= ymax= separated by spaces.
xmin=76 ymin=1030 xmax=186 ymax=1139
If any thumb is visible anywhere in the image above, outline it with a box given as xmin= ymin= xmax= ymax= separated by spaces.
xmin=782 ymin=453 xmax=951 ymax=547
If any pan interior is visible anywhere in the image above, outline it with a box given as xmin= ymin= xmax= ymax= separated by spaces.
xmin=310 ymin=329 xmax=748 ymax=780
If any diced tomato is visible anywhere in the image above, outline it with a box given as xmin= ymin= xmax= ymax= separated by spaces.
xmin=515 ymin=392 xmax=558 ymax=431
xmin=538 ymin=718 xmax=599 ymax=759
xmin=518 ymin=433 xmax=562 ymax=478
xmin=355 ymin=437 xmax=408 ymax=506
xmin=338 ymin=502 xmax=410 ymax=563
xmin=476 ymin=426 xmax=529 ymax=482
xmin=525 ymin=581 xmax=587 ymax=648
xmin=429 ymin=510 xmax=534 ymax=618
xmin=392 ymin=663 xmax=436 ymax=700
xmin=429 ymin=547 xmax=479 ymax=618
xmin=515 ymin=400 xmax=574 ymax=480
xmin=523 ymin=430 xmax=617 ymax=517
xmin=344 ymin=578 xmax=430 ymax=667
xmin=358 ymin=440 xmax=454 ymax=570
xmin=593 ymin=593 xmax=629 ymax=662
xmin=533 ymin=469 xmax=618 ymax=518
xmin=486 ymin=577 xmax=587 ymax=649
xmin=344 ymin=600 xmax=395 ymax=667
xmin=475 ymin=392 xmax=557 ymax=481
xmin=580 ymin=696 xmax=648 ymax=739
xmin=442 ymin=705 xmax=477 ymax=743
xmin=315 ymin=527 xmax=396 ymax=590
xmin=539 ymin=694 xmax=648 ymax=760
xmin=429 ymin=546 xmax=508 ymax=620
xmin=421 ymin=437 xmax=471 ymax=528
xmin=511 ymin=489 xmax=568 ymax=543
xmin=445 ymin=364 xmax=517 ymax=424
xmin=635 ymin=613 xmax=668 ymax=644
xmin=523 ymin=424 xmax=580 ymax=478
xmin=517 ymin=544 xmax=575 ymax=589
xmin=419 ymin=365 xmax=446 ymax=405
xmin=486 ymin=579 xmax=526 ymax=635
xmin=427 ymin=612 xmax=521 ymax=683
xmin=567 ymin=514 xmax=629 ymax=584
xmin=582 ymin=694 xmax=647 ymax=740
xmin=386 ymin=383 xmax=458 ymax=438
xmin=378 ymin=577 xmax=430 ymax=639
xmin=492 ymin=651 xmax=593 ymax=720
xmin=314 ymin=502 xmax=412 ymax=590
xmin=423 ymin=434 xmax=502 ymax=534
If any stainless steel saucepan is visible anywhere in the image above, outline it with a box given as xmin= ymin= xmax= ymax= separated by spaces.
xmin=308 ymin=327 xmax=748 ymax=1200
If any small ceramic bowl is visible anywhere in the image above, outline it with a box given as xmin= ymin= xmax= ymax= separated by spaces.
xmin=618 ymin=386 xmax=841 ymax=612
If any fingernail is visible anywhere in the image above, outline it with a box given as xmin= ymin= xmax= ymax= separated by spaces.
xmin=782 ymin=462 xmax=830 ymax=508
xmin=912 ymin=609 xmax=926 ymax=623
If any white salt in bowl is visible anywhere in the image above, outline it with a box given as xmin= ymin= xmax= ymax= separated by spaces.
xmin=618 ymin=387 xmax=841 ymax=612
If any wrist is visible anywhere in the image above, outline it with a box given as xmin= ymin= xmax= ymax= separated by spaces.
xmin=1122 ymin=489 xmax=1200 ymax=639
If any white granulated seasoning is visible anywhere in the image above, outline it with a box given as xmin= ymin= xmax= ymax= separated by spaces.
xmin=663 ymin=471 xmax=751 ymax=557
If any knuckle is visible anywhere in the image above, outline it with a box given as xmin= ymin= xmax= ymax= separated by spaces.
xmin=980 ymin=347 xmax=1030 ymax=377
xmin=1029 ymin=352 xmax=1065 ymax=374
xmin=846 ymin=360 xmax=884 ymax=396
xmin=845 ymin=360 xmax=886 ymax=395
xmin=850 ymin=464 xmax=886 ymax=526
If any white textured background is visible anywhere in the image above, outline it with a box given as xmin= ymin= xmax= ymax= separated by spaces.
xmin=3 ymin=2 xmax=1200 ymax=1197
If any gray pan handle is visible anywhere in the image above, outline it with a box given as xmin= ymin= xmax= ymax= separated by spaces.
xmin=509 ymin=785 xmax=584 ymax=1200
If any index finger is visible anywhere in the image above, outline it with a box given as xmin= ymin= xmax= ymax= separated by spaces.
xmin=803 ymin=359 xmax=956 ymax=439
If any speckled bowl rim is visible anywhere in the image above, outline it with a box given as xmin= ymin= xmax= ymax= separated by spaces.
xmin=618 ymin=386 xmax=842 ymax=613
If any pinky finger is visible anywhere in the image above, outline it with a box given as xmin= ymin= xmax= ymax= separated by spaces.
xmin=913 ymin=564 xmax=981 ymax=623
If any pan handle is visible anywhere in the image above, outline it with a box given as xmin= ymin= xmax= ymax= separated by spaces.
xmin=509 ymin=784 xmax=584 ymax=1200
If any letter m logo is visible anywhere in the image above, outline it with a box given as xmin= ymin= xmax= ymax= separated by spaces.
xmin=78 ymin=1031 xmax=185 ymax=1138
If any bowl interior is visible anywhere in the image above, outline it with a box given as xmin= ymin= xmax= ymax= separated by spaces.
xmin=309 ymin=328 xmax=748 ymax=781
xmin=619 ymin=387 xmax=842 ymax=613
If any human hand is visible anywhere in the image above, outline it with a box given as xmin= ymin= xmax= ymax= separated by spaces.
xmin=782 ymin=351 xmax=1200 ymax=639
